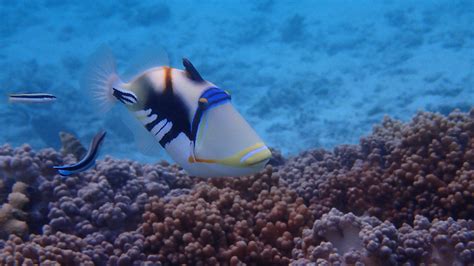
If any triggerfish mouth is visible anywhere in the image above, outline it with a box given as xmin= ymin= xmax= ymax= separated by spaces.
xmin=82 ymin=46 xmax=271 ymax=177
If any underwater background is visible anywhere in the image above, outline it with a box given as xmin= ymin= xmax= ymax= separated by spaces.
xmin=1 ymin=0 xmax=472 ymax=161
xmin=0 ymin=0 xmax=473 ymax=265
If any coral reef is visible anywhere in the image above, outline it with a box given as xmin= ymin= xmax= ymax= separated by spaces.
xmin=141 ymin=166 xmax=312 ymax=265
xmin=279 ymin=109 xmax=474 ymax=226
xmin=0 ymin=109 xmax=472 ymax=265
xmin=0 ymin=144 xmax=63 ymax=237
xmin=292 ymin=208 xmax=473 ymax=265
xmin=40 ymin=156 xmax=175 ymax=239
xmin=59 ymin=131 xmax=86 ymax=160
xmin=0 ymin=182 xmax=29 ymax=239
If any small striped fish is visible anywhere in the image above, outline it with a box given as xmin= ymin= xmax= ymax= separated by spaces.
xmin=8 ymin=93 xmax=57 ymax=103
xmin=53 ymin=130 xmax=106 ymax=176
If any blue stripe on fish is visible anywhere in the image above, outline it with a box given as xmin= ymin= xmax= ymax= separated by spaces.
xmin=9 ymin=94 xmax=56 ymax=99
xmin=201 ymin=87 xmax=221 ymax=98
xmin=207 ymin=93 xmax=230 ymax=104
xmin=190 ymin=87 xmax=231 ymax=143
xmin=57 ymin=169 xmax=73 ymax=176
xmin=8 ymin=93 xmax=57 ymax=103
xmin=53 ymin=130 xmax=106 ymax=176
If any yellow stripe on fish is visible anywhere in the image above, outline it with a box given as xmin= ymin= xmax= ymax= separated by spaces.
xmin=189 ymin=142 xmax=270 ymax=167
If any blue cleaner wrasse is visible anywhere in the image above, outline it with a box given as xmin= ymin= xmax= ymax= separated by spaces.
xmin=53 ymin=130 xmax=106 ymax=176
xmin=82 ymin=46 xmax=271 ymax=177
xmin=8 ymin=93 xmax=57 ymax=104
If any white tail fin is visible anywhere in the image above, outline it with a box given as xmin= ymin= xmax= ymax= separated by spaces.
xmin=81 ymin=45 xmax=121 ymax=113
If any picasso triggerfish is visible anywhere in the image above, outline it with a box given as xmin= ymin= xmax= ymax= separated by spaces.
xmin=82 ymin=47 xmax=271 ymax=177
xmin=53 ymin=130 xmax=106 ymax=176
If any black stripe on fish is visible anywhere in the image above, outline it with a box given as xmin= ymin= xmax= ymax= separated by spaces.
xmin=9 ymin=94 xmax=56 ymax=99
xmin=112 ymin=88 xmax=138 ymax=104
xmin=182 ymin=58 xmax=204 ymax=82
xmin=156 ymin=120 xmax=169 ymax=136
xmin=145 ymin=117 xmax=161 ymax=132
xmin=149 ymin=118 xmax=166 ymax=135
xmin=53 ymin=130 xmax=106 ymax=174
xmin=140 ymin=76 xmax=192 ymax=147
xmin=149 ymin=119 xmax=173 ymax=143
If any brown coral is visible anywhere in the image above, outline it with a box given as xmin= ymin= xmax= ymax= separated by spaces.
xmin=141 ymin=165 xmax=314 ymax=265
xmin=0 ymin=109 xmax=472 ymax=265
xmin=279 ymin=109 xmax=474 ymax=226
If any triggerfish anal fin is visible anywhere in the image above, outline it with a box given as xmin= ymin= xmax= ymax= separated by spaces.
xmin=117 ymin=105 xmax=165 ymax=158
xmin=53 ymin=130 xmax=107 ymax=176
xmin=182 ymin=58 xmax=204 ymax=82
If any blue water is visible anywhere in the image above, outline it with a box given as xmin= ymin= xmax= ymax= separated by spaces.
xmin=1 ymin=0 xmax=473 ymax=162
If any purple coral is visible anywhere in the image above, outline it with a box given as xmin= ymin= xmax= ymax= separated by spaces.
xmin=294 ymin=208 xmax=473 ymax=265
xmin=0 ymin=109 xmax=472 ymax=265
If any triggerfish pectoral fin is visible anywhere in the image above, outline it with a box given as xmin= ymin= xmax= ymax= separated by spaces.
xmin=53 ymin=130 xmax=107 ymax=176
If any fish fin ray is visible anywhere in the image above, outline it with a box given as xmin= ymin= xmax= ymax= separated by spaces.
xmin=116 ymin=106 xmax=165 ymax=158
xmin=81 ymin=45 xmax=121 ymax=113
xmin=122 ymin=45 xmax=170 ymax=81
xmin=182 ymin=58 xmax=204 ymax=82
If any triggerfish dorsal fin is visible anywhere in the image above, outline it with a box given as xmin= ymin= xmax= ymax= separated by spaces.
xmin=122 ymin=45 xmax=170 ymax=81
xmin=183 ymin=58 xmax=204 ymax=82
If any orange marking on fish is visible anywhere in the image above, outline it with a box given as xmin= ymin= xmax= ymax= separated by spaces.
xmin=163 ymin=67 xmax=173 ymax=92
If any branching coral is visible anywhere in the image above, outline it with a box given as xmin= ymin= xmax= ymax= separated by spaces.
xmin=293 ymin=208 xmax=473 ymax=265
xmin=40 ymin=158 xmax=174 ymax=238
xmin=0 ymin=144 xmax=63 ymax=238
xmin=141 ymin=166 xmax=313 ymax=265
xmin=0 ymin=109 xmax=472 ymax=265
xmin=279 ymin=109 xmax=474 ymax=226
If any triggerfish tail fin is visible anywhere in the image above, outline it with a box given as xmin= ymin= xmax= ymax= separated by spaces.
xmin=81 ymin=45 xmax=122 ymax=113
